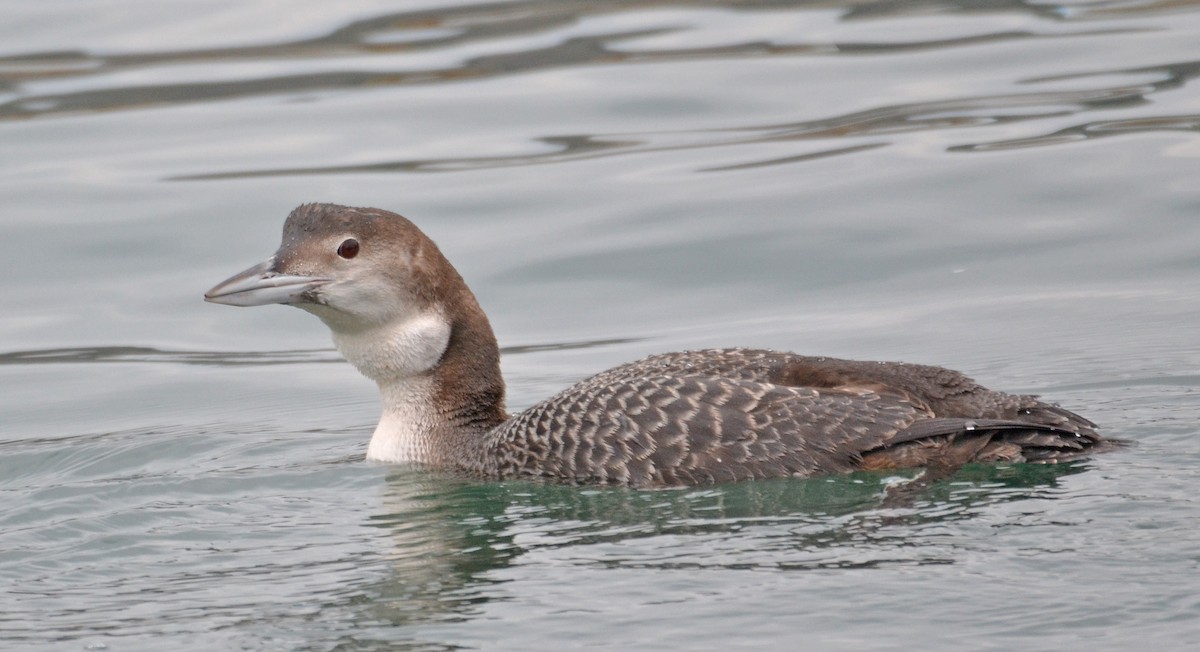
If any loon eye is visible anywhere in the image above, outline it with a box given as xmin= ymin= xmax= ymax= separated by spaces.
xmin=337 ymin=238 xmax=360 ymax=259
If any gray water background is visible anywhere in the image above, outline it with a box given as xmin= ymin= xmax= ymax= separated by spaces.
xmin=2 ymin=1 xmax=1199 ymax=649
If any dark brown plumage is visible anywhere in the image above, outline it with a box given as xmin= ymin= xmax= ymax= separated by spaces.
xmin=472 ymin=348 xmax=1114 ymax=486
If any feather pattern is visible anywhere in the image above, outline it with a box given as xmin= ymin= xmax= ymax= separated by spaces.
xmin=464 ymin=348 xmax=1116 ymax=486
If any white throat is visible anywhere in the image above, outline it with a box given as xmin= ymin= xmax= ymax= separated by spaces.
xmin=322 ymin=308 xmax=454 ymax=463
xmin=326 ymin=309 xmax=451 ymax=383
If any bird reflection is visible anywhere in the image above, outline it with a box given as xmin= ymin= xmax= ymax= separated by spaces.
xmin=360 ymin=461 xmax=1092 ymax=626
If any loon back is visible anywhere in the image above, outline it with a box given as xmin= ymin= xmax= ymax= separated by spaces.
xmin=477 ymin=348 xmax=1112 ymax=486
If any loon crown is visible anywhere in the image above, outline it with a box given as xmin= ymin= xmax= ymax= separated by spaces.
xmin=205 ymin=203 xmax=1120 ymax=487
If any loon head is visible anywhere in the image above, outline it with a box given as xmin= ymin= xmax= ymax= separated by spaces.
xmin=205 ymin=203 xmax=507 ymax=462
xmin=206 ymin=203 xmax=444 ymax=332
xmin=205 ymin=203 xmax=504 ymax=399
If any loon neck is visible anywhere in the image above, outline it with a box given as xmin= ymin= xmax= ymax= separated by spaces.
xmin=326 ymin=292 xmax=508 ymax=466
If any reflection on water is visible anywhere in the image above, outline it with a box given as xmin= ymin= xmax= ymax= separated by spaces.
xmin=3 ymin=0 xmax=1197 ymax=178
xmin=3 ymin=0 xmax=1113 ymax=116
xmin=365 ymin=461 xmax=1090 ymax=628
xmin=172 ymin=75 xmax=1184 ymax=178
xmin=0 ymin=337 xmax=637 ymax=367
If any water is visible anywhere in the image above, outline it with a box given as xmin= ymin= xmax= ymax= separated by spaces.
xmin=2 ymin=1 xmax=1199 ymax=649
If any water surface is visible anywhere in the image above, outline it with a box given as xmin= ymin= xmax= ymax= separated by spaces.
xmin=2 ymin=1 xmax=1199 ymax=650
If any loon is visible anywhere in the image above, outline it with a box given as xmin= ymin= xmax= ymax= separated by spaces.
xmin=205 ymin=203 xmax=1118 ymax=487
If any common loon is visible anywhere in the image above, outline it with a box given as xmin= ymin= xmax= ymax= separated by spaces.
xmin=205 ymin=203 xmax=1118 ymax=486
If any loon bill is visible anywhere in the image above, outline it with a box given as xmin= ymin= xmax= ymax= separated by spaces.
xmin=205 ymin=203 xmax=1122 ymax=487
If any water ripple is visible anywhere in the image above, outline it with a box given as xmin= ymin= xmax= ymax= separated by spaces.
xmin=168 ymin=78 xmax=1189 ymax=179
xmin=0 ymin=337 xmax=640 ymax=367
xmin=2 ymin=0 xmax=1190 ymax=180
xmin=0 ymin=1 xmax=1146 ymax=117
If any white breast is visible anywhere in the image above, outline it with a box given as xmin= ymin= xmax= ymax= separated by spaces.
xmin=366 ymin=377 xmax=443 ymax=463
